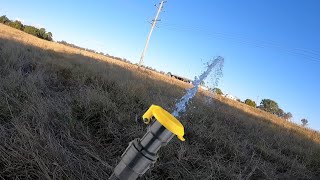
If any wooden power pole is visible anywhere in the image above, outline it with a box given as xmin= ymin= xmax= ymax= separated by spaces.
xmin=138 ymin=1 xmax=166 ymax=67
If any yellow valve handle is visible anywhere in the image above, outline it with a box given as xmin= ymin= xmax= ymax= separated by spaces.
xmin=142 ymin=105 xmax=185 ymax=141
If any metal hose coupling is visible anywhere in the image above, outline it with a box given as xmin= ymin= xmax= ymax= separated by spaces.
xmin=109 ymin=105 xmax=185 ymax=180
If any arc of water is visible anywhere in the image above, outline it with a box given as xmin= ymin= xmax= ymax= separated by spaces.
xmin=172 ymin=56 xmax=224 ymax=117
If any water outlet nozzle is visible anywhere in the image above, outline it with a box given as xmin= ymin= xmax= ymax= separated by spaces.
xmin=109 ymin=104 xmax=185 ymax=180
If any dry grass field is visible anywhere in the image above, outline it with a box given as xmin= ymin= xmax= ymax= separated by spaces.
xmin=1 ymin=23 xmax=320 ymax=179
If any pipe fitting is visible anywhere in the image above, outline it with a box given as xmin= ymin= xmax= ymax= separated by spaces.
xmin=109 ymin=105 xmax=185 ymax=180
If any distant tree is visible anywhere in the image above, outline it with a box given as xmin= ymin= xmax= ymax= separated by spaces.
xmin=9 ymin=20 xmax=24 ymax=30
xmin=301 ymin=118 xmax=308 ymax=127
xmin=24 ymin=25 xmax=40 ymax=37
xmin=276 ymin=108 xmax=285 ymax=118
xmin=213 ymin=88 xmax=223 ymax=95
xmin=283 ymin=112 xmax=293 ymax=121
xmin=260 ymin=99 xmax=279 ymax=114
xmin=245 ymin=99 xmax=256 ymax=107
xmin=46 ymin=32 xmax=53 ymax=41
xmin=38 ymin=28 xmax=46 ymax=39
xmin=0 ymin=15 xmax=9 ymax=24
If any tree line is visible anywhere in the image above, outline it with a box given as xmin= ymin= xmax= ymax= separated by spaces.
xmin=0 ymin=15 xmax=52 ymax=41
xmin=213 ymin=88 xmax=309 ymax=126
xmin=57 ymin=40 xmax=132 ymax=64
xmin=57 ymin=40 xmax=96 ymax=53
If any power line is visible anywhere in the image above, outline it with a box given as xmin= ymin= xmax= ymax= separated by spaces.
xmin=160 ymin=23 xmax=320 ymax=62
xmin=158 ymin=23 xmax=320 ymax=63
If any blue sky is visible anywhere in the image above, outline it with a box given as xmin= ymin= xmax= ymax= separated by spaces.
xmin=1 ymin=0 xmax=319 ymax=130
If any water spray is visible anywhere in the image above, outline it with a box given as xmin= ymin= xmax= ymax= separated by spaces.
xmin=109 ymin=57 xmax=224 ymax=180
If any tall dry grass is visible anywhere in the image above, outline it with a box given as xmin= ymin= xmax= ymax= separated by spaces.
xmin=1 ymin=23 xmax=320 ymax=179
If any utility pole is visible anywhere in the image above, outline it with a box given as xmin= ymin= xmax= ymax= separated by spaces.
xmin=138 ymin=1 xmax=166 ymax=67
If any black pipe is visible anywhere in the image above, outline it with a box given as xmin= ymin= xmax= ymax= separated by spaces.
xmin=109 ymin=120 xmax=174 ymax=180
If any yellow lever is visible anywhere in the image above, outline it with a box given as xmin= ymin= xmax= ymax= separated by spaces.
xmin=142 ymin=105 xmax=185 ymax=141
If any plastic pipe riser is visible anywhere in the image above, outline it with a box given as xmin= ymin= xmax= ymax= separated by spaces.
xmin=109 ymin=121 xmax=174 ymax=180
